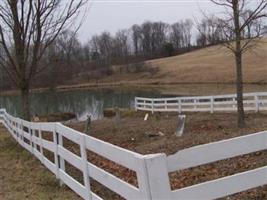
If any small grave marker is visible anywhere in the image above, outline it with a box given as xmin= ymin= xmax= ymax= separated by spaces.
xmin=114 ymin=107 xmax=121 ymax=128
xmin=144 ymin=113 xmax=149 ymax=121
xmin=175 ymin=115 xmax=186 ymax=137
xmin=84 ymin=115 xmax=91 ymax=134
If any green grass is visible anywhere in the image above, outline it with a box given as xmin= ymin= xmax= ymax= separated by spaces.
xmin=0 ymin=126 xmax=81 ymax=200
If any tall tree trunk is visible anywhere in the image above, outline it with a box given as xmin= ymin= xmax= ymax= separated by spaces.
xmin=235 ymin=52 xmax=245 ymax=127
xmin=233 ymin=0 xmax=245 ymax=128
xmin=21 ymin=87 xmax=30 ymax=121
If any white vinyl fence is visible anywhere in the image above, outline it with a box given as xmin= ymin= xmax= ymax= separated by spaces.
xmin=0 ymin=109 xmax=266 ymax=200
xmin=135 ymin=92 xmax=267 ymax=113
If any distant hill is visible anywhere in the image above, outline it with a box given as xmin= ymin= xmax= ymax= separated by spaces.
xmin=97 ymin=38 xmax=267 ymax=85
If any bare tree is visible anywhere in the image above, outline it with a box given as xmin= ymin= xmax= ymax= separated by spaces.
xmin=95 ymin=31 xmax=113 ymax=60
xmin=0 ymin=0 xmax=87 ymax=120
xmin=182 ymin=19 xmax=193 ymax=48
xmin=43 ymin=30 xmax=83 ymax=86
xmin=170 ymin=19 xmax=193 ymax=50
xmin=55 ymin=30 xmax=82 ymax=64
xmin=136 ymin=21 xmax=168 ymax=57
xmin=196 ymin=17 xmax=227 ymax=47
xmin=170 ymin=22 xmax=184 ymax=49
xmin=113 ymin=29 xmax=130 ymax=62
xmin=151 ymin=22 xmax=168 ymax=54
xmin=241 ymin=9 xmax=266 ymax=38
xmin=210 ymin=0 xmax=267 ymax=127
xmin=131 ymin=24 xmax=142 ymax=56
xmin=141 ymin=21 xmax=153 ymax=56
xmin=89 ymin=35 xmax=101 ymax=60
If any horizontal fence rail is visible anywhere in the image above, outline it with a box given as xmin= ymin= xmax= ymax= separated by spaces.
xmin=0 ymin=108 xmax=266 ymax=199
xmin=0 ymin=109 xmax=151 ymax=200
xmin=135 ymin=92 xmax=267 ymax=113
xmin=167 ymin=131 xmax=267 ymax=199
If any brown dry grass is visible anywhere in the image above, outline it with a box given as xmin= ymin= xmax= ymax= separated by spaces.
xmin=2 ymin=39 xmax=267 ymax=96
xmin=144 ymin=38 xmax=267 ymax=84
xmin=72 ymin=38 xmax=267 ymax=86
xmin=46 ymin=38 xmax=267 ymax=93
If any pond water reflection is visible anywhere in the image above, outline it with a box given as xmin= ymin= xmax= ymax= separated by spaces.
xmin=0 ymin=87 xmax=163 ymax=120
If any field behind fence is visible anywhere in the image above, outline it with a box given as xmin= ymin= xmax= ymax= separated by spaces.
xmin=0 ymin=108 xmax=266 ymax=200
xmin=135 ymin=92 xmax=267 ymax=113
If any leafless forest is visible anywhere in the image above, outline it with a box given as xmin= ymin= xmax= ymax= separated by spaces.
xmin=1 ymin=14 xmax=265 ymax=90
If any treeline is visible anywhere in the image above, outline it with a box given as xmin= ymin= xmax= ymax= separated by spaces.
xmin=81 ymin=16 xmax=263 ymax=63
xmin=34 ymin=18 xmax=222 ymax=87
xmin=53 ymin=19 xmax=197 ymax=65
xmin=1 ymin=16 xmax=265 ymax=90
xmin=88 ymin=20 xmax=195 ymax=63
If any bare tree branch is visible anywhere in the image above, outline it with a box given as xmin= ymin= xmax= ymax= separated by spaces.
xmin=0 ymin=0 xmax=88 ymax=119
xmin=209 ymin=0 xmax=267 ymax=127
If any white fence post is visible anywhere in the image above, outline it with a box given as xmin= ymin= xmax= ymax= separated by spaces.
xmin=152 ymin=99 xmax=154 ymax=114
xmin=38 ymin=124 xmax=44 ymax=164
xmin=165 ymin=100 xmax=167 ymax=110
xmin=56 ymin=123 xmax=65 ymax=186
xmin=194 ymin=99 xmax=197 ymax=110
xmin=15 ymin=120 xmax=19 ymax=142
xmin=255 ymin=94 xmax=259 ymax=113
xmin=33 ymin=129 xmax=37 ymax=156
xmin=53 ymin=124 xmax=60 ymax=180
xmin=178 ymin=99 xmax=182 ymax=113
xmin=143 ymin=154 xmax=172 ymax=200
xmin=136 ymin=157 xmax=152 ymax=200
xmin=210 ymin=96 xmax=214 ymax=114
xmin=20 ymin=120 xmax=24 ymax=146
xmin=29 ymin=127 xmax=34 ymax=154
xmin=80 ymin=134 xmax=92 ymax=200
xmin=232 ymin=98 xmax=235 ymax=110
xmin=135 ymin=98 xmax=138 ymax=111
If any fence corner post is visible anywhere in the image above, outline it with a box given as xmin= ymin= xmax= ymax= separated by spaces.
xmin=143 ymin=153 xmax=172 ymax=200
xmin=135 ymin=97 xmax=138 ymax=111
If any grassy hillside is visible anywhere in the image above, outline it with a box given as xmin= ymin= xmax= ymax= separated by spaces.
xmin=98 ymin=38 xmax=267 ymax=85
xmin=147 ymin=38 xmax=267 ymax=83
xmin=2 ymin=38 xmax=266 ymax=95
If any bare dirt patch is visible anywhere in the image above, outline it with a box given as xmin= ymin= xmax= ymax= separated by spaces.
xmin=69 ymin=112 xmax=267 ymax=154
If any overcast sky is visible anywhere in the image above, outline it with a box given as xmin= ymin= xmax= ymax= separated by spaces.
xmin=78 ymin=0 xmax=223 ymax=43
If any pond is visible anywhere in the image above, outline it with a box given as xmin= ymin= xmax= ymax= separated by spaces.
xmin=0 ymin=87 xmax=165 ymax=121
xmin=1 ymin=84 xmax=266 ymax=121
